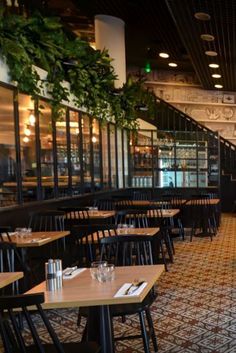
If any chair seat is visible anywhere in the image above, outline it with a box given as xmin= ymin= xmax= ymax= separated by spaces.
xmin=25 ymin=342 xmax=100 ymax=353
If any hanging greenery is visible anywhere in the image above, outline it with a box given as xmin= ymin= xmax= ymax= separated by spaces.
xmin=0 ymin=10 xmax=157 ymax=128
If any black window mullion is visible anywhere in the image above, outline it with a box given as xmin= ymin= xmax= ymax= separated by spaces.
xmin=115 ymin=125 xmax=119 ymax=189
xmin=107 ymin=123 xmax=112 ymax=189
xmin=13 ymin=89 xmax=23 ymax=205
xmin=52 ymin=117 xmax=58 ymax=198
xmin=90 ymin=117 xmax=95 ymax=192
xmin=79 ymin=111 xmax=84 ymax=193
xmin=99 ymin=121 xmax=103 ymax=189
xmin=34 ymin=98 xmax=42 ymax=201
xmin=66 ymin=107 xmax=72 ymax=196
xmin=121 ymin=129 xmax=125 ymax=188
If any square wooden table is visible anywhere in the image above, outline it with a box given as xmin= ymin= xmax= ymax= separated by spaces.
xmin=0 ymin=272 xmax=23 ymax=289
xmin=26 ymin=265 xmax=164 ymax=353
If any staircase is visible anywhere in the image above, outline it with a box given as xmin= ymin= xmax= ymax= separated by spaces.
xmin=154 ymin=97 xmax=236 ymax=212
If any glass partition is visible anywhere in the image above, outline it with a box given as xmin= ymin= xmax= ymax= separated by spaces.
xmin=92 ymin=119 xmax=101 ymax=191
xmin=0 ymin=87 xmax=17 ymax=207
xmin=69 ymin=110 xmax=81 ymax=195
xmin=109 ymin=124 xmax=117 ymax=188
xmin=39 ymin=100 xmax=55 ymax=200
xmin=82 ymin=114 xmax=91 ymax=192
xmin=55 ymin=109 xmax=68 ymax=197
xmin=101 ymin=125 xmax=109 ymax=189
xmin=117 ymin=128 xmax=123 ymax=188
xmin=123 ymin=130 xmax=129 ymax=187
xmin=19 ymin=94 xmax=37 ymax=202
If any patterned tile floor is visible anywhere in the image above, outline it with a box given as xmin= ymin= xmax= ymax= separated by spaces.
xmin=6 ymin=213 xmax=236 ymax=352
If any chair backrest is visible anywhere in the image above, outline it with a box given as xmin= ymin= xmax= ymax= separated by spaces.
xmin=115 ymin=209 xmax=149 ymax=228
xmin=72 ymin=224 xmax=118 ymax=265
xmin=93 ymin=199 xmax=115 ymax=211
xmin=132 ymin=190 xmax=151 ymax=201
xmin=100 ymin=235 xmax=153 ymax=266
xmin=28 ymin=210 xmax=65 ymax=231
xmin=58 ymin=207 xmax=90 ymax=221
xmin=0 ymin=292 xmax=65 ymax=353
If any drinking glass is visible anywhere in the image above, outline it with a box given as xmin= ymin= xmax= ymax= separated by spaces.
xmin=97 ymin=264 xmax=115 ymax=283
xmin=90 ymin=261 xmax=107 ymax=280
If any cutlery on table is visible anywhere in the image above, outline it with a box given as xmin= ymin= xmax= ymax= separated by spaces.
xmin=125 ymin=280 xmax=145 ymax=295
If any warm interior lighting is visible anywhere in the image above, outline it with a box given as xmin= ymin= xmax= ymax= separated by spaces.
xmin=209 ymin=63 xmax=219 ymax=68
xmin=212 ymin=74 xmax=222 ymax=78
xmin=56 ymin=121 xmax=79 ymax=128
xmin=159 ymin=52 xmax=169 ymax=58
xmin=194 ymin=12 xmax=211 ymax=21
xmin=168 ymin=62 xmax=178 ymax=67
xmin=28 ymin=111 xmax=36 ymax=126
xmin=92 ymin=136 xmax=97 ymax=143
xmin=75 ymin=128 xmax=79 ymax=135
xmin=214 ymin=84 xmax=223 ymax=89
xmin=24 ymin=126 xmax=31 ymax=136
xmin=205 ymin=50 xmax=217 ymax=56
xmin=23 ymin=136 xmax=30 ymax=143
xmin=200 ymin=34 xmax=215 ymax=41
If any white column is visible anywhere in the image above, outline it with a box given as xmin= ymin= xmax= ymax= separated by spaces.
xmin=95 ymin=15 xmax=126 ymax=88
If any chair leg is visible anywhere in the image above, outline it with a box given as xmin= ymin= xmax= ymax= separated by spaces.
xmin=139 ymin=311 xmax=150 ymax=353
xmin=145 ymin=309 xmax=158 ymax=352
xmin=159 ymin=240 xmax=168 ymax=272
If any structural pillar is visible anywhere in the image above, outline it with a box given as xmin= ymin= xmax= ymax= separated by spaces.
xmin=95 ymin=15 xmax=126 ymax=88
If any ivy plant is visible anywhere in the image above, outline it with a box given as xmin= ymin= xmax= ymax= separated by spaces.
xmin=0 ymin=10 xmax=157 ymax=128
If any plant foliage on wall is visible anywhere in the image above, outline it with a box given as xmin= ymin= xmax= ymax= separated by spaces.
xmin=0 ymin=10 xmax=157 ymax=129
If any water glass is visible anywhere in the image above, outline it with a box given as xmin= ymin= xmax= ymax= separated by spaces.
xmin=97 ymin=264 xmax=115 ymax=283
xmin=90 ymin=261 xmax=107 ymax=280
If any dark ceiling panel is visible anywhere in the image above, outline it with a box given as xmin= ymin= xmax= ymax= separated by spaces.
xmin=166 ymin=0 xmax=236 ymax=90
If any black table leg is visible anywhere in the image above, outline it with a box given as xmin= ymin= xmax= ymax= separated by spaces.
xmin=87 ymin=305 xmax=114 ymax=353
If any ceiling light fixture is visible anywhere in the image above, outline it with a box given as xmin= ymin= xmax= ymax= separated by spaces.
xmin=214 ymin=84 xmax=223 ymax=89
xmin=194 ymin=12 xmax=211 ymax=21
xmin=168 ymin=62 xmax=178 ymax=67
xmin=159 ymin=52 xmax=169 ymax=58
xmin=212 ymin=74 xmax=221 ymax=78
xmin=209 ymin=63 xmax=219 ymax=68
xmin=200 ymin=34 xmax=215 ymax=41
xmin=205 ymin=50 xmax=218 ymax=56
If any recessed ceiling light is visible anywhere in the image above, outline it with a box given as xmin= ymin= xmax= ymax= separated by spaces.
xmin=159 ymin=52 xmax=169 ymax=58
xmin=200 ymin=34 xmax=215 ymax=41
xmin=212 ymin=74 xmax=221 ymax=78
xmin=209 ymin=63 xmax=219 ymax=68
xmin=194 ymin=12 xmax=211 ymax=21
xmin=168 ymin=62 xmax=178 ymax=67
xmin=205 ymin=50 xmax=218 ymax=56
xmin=214 ymin=84 xmax=223 ymax=89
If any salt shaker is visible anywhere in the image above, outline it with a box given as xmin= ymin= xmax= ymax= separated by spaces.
xmin=55 ymin=259 xmax=63 ymax=289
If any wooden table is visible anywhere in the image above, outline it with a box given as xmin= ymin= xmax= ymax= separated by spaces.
xmin=27 ymin=265 xmax=164 ymax=353
xmin=147 ymin=208 xmax=180 ymax=218
xmin=131 ymin=200 xmax=187 ymax=207
xmin=2 ymin=231 xmax=70 ymax=248
xmin=68 ymin=210 xmax=116 ymax=220
xmin=84 ymin=227 xmax=160 ymax=244
xmin=186 ymin=198 xmax=220 ymax=205
xmin=0 ymin=272 xmax=23 ymax=289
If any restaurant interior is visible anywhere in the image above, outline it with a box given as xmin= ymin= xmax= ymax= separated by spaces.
xmin=0 ymin=1 xmax=235 ymax=353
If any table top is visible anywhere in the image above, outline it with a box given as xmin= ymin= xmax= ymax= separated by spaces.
xmin=0 ymin=272 xmax=23 ymax=288
xmin=26 ymin=265 xmax=164 ymax=308
xmin=186 ymin=198 xmax=220 ymax=205
xmin=131 ymin=200 xmax=187 ymax=206
xmin=2 ymin=231 xmax=70 ymax=248
xmin=147 ymin=209 xmax=180 ymax=218
xmin=84 ymin=227 xmax=160 ymax=244
xmin=68 ymin=210 xmax=116 ymax=220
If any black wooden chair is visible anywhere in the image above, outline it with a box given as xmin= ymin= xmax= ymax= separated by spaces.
xmin=80 ymin=235 xmax=158 ymax=353
xmin=0 ymin=292 xmax=100 ymax=353
xmin=70 ymin=224 xmax=118 ymax=267
xmin=115 ymin=209 xmax=149 ymax=228
xmin=58 ymin=206 xmax=90 ymax=228
xmin=189 ymin=198 xmax=215 ymax=241
xmin=93 ymin=198 xmax=115 ymax=210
